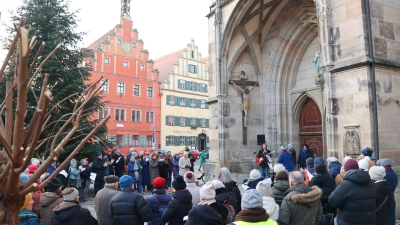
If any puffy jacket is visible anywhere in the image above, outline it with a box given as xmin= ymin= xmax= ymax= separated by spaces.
xmin=92 ymin=157 xmax=105 ymax=180
xmin=215 ymin=187 xmax=238 ymax=215
xmin=278 ymin=184 xmax=322 ymax=225
xmin=172 ymin=154 xmax=180 ymax=179
xmin=141 ymin=158 xmax=151 ymax=186
xmin=308 ymin=173 xmax=336 ymax=214
xmin=185 ymin=205 xmax=224 ymax=225
xmin=277 ymin=151 xmax=294 ymax=172
xmin=52 ymin=201 xmax=98 ymax=225
xmin=19 ymin=210 xmax=42 ymax=225
xmin=39 ymin=192 xmax=63 ymax=225
xmin=146 ymin=189 xmax=172 ymax=225
xmin=261 ymin=196 xmax=279 ymax=221
xmin=162 ymin=189 xmax=192 ymax=225
xmin=328 ymin=161 xmax=342 ymax=179
xmin=374 ymin=180 xmax=393 ymax=225
xmin=297 ymin=149 xmax=313 ymax=169
xmin=209 ymin=202 xmax=229 ymax=225
xmin=109 ymin=187 xmax=153 ymax=225
xmin=234 ymin=207 xmax=278 ymax=225
xmin=328 ymin=169 xmax=376 ymax=225
xmin=186 ymin=183 xmax=200 ymax=206
xmin=223 ymin=181 xmax=241 ymax=212
xmin=272 ymin=179 xmax=289 ymax=206
xmin=384 ymin=167 xmax=398 ymax=225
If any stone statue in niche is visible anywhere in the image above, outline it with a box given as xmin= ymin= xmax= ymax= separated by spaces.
xmin=314 ymin=44 xmax=322 ymax=75
xmin=343 ymin=130 xmax=360 ymax=158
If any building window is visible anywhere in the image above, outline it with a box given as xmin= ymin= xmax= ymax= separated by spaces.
xmin=191 ymin=118 xmax=196 ymax=127
xmin=117 ymin=82 xmax=125 ymax=94
xmin=147 ymin=86 xmax=153 ymax=97
xmin=190 ymin=136 xmax=196 ymax=146
xmin=104 ymin=58 xmax=110 ymax=64
xmin=123 ymin=61 xmax=129 ymax=68
xmin=190 ymin=82 xmax=196 ymax=91
xmin=168 ymin=115 xmax=175 ymax=125
xmin=180 ymin=116 xmax=185 ymax=126
xmin=132 ymin=42 xmax=136 ymax=47
xmin=191 ymin=98 xmax=196 ymax=108
xmin=116 ymin=135 xmax=123 ymax=146
xmin=132 ymin=135 xmax=139 ymax=146
xmin=179 ymin=80 xmax=185 ymax=89
xmin=200 ymin=83 xmax=206 ymax=92
xmin=201 ymin=119 xmax=206 ymax=128
xmin=107 ymin=135 xmax=116 ymax=144
xmin=167 ymin=135 xmax=174 ymax=146
xmin=146 ymin=111 xmax=154 ymax=123
xmin=201 ymin=100 xmax=206 ymax=109
xmin=98 ymin=107 xmax=109 ymax=119
xmin=117 ymin=39 xmax=121 ymax=44
xmin=100 ymin=80 xmax=108 ymax=92
xmin=188 ymin=64 xmax=197 ymax=73
xmin=169 ymin=96 xmax=175 ymax=106
xmin=191 ymin=50 xmax=194 ymax=59
xmin=115 ymin=108 xmax=126 ymax=121
xmin=131 ymin=110 xmax=141 ymax=122
xmin=123 ymin=135 xmax=130 ymax=146
xmin=146 ymin=136 xmax=153 ymax=146
xmin=180 ymin=136 xmax=185 ymax=145
xmin=133 ymin=84 xmax=140 ymax=96
xmin=140 ymin=65 xmax=145 ymax=70
xmin=180 ymin=97 xmax=185 ymax=107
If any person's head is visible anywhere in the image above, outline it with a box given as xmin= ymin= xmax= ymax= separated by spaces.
xmin=31 ymin=158 xmax=40 ymax=167
xmin=361 ymin=147 xmax=373 ymax=158
xmin=81 ymin=159 xmax=88 ymax=166
xmin=106 ymin=148 xmax=112 ymax=155
xmin=314 ymin=157 xmax=324 ymax=164
xmin=173 ymin=153 xmax=179 ymax=161
xmin=184 ymin=171 xmax=196 ymax=184
xmin=119 ymin=175 xmax=134 ymax=189
xmin=62 ymin=188 xmax=80 ymax=203
xmin=172 ymin=175 xmax=187 ymax=191
xmin=129 ymin=148 xmax=135 ymax=153
xmin=96 ymin=152 xmax=102 ymax=159
xmin=199 ymin=181 xmax=216 ymax=201
xmin=28 ymin=164 xmax=38 ymax=175
xmin=167 ymin=151 xmax=172 ymax=156
xmin=218 ymin=167 xmax=236 ymax=184
xmin=288 ymin=171 xmax=304 ymax=187
xmin=153 ymin=177 xmax=166 ymax=190
xmin=287 ymin=144 xmax=292 ymax=149
xmin=306 ymin=157 xmax=314 ymax=167
xmin=70 ymin=158 xmax=77 ymax=167
xmin=144 ymin=152 xmax=149 ymax=158
xmin=344 ymin=159 xmax=359 ymax=172
xmin=262 ymin=143 xmax=267 ymax=150
xmin=303 ymin=144 xmax=309 ymax=150
xmin=326 ymin=157 xmax=338 ymax=165
xmin=21 ymin=193 xmax=33 ymax=210
xmin=102 ymin=152 xmax=108 ymax=159
xmin=19 ymin=173 xmax=29 ymax=185
xmin=116 ymin=148 xmax=121 ymax=155
xmin=369 ymin=166 xmax=386 ymax=181
xmin=47 ymin=178 xmax=62 ymax=194
xmin=256 ymin=180 xmax=273 ymax=197
xmin=211 ymin=180 xmax=225 ymax=190
xmin=185 ymin=146 xmax=190 ymax=151
xmin=249 ymin=169 xmax=261 ymax=181
xmin=104 ymin=175 xmax=120 ymax=189
xmin=275 ymin=170 xmax=289 ymax=180
xmin=280 ymin=145 xmax=286 ymax=151
xmin=183 ymin=151 xmax=189 ymax=158
xmin=376 ymin=158 xmax=393 ymax=167
xmin=139 ymin=151 xmax=144 ymax=156
xmin=358 ymin=156 xmax=370 ymax=171
xmin=241 ymin=189 xmax=263 ymax=210
xmin=151 ymin=152 xmax=157 ymax=159
xmin=130 ymin=155 xmax=136 ymax=162
xmin=314 ymin=161 xmax=327 ymax=175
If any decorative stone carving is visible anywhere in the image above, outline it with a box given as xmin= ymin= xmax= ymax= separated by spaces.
xmin=343 ymin=127 xmax=361 ymax=158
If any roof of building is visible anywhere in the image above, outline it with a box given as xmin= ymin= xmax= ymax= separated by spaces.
xmin=154 ymin=50 xmax=182 ymax=82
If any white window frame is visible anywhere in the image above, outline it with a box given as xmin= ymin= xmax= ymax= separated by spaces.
xmin=191 ymin=98 xmax=196 ymax=108
xmin=200 ymin=83 xmax=206 ymax=92
xmin=180 ymin=97 xmax=185 ymax=107
xmin=169 ymin=96 xmax=175 ymax=106
xmin=191 ymin=118 xmax=196 ymax=126
xmin=114 ymin=108 xmax=126 ymax=121
xmin=190 ymin=136 xmax=196 ymax=146
xmin=189 ymin=64 xmax=197 ymax=73
xmin=180 ymin=136 xmax=185 ymax=146
xmin=146 ymin=136 xmax=153 ymax=146
xmin=123 ymin=61 xmax=129 ymax=68
xmin=179 ymin=80 xmax=185 ymax=89
xmin=133 ymin=84 xmax=140 ymax=96
xmin=132 ymin=135 xmax=139 ymax=146
xmin=104 ymin=58 xmax=110 ymax=64
xmin=100 ymin=80 xmax=108 ymax=93
xmin=146 ymin=111 xmax=154 ymax=123
xmin=98 ymin=107 xmax=110 ymax=119
xmin=116 ymin=135 xmax=123 ymax=146
xmin=132 ymin=42 xmax=136 ymax=47
xmin=131 ymin=110 xmax=141 ymax=122
xmin=147 ymin=86 xmax=154 ymax=98
xmin=168 ymin=115 xmax=175 ymax=126
xmin=117 ymin=82 xmax=125 ymax=95
xmin=190 ymin=82 xmax=196 ymax=91
xmin=140 ymin=65 xmax=145 ymax=70
xmin=201 ymin=100 xmax=206 ymax=109
xmin=180 ymin=116 xmax=185 ymax=126
xmin=201 ymin=119 xmax=206 ymax=128
xmin=117 ymin=39 xmax=121 ymax=44
xmin=167 ymin=135 xmax=174 ymax=146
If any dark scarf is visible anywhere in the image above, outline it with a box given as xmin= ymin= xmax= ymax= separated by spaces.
xmin=235 ymin=207 xmax=269 ymax=222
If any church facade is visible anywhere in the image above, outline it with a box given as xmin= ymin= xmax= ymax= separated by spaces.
xmin=206 ymin=0 xmax=400 ymax=174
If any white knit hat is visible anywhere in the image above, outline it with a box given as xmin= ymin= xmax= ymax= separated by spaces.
xmin=184 ymin=171 xmax=196 ymax=183
xmin=369 ymin=166 xmax=386 ymax=181
xmin=249 ymin=169 xmax=261 ymax=180
xmin=358 ymin=156 xmax=370 ymax=171
xmin=200 ymin=181 xmax=216 ymax=200
xmin=212 ymin=180 xmax=225 ymax=189
xmin=256 ymin=180 xmax=273 ymax=197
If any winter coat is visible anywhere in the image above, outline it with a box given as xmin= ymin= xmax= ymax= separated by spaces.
xmin=223 ymin=181 xmax=242 ymax=212
xmin=247 ymin=177 xmax=264 ymax=190
xmin=178 ymin=157 xmax=191 ymax=176
xmin=297 ymin=149 xmax=313 ymax=169
xmin=278 ymin=184 xmax=322 ymax=225
xmin=199 ymin=152 xmax=206 ymax=166
xmin=92 ymin=157 xmax=105 ymax=180
xmin=272 ymin=179 xmax=289 ymax=206
xmin=308 ymin=173 xmax=336 ymax=214
xmin=288 ymin=148 xmax=297 ymax=166
xmin=149 ymin=158 xmax=160 ymax=184
xmin=146 ymin=189 xmax=172 ymax=225
xmin=109 ymin=187 xmax=153 ymax=225
xmin=185 ymin=205 xmax=224 ymax=225
xmin=328 ymin=169 xmax=376 ymax=225
xmin=186 ymin=183 xmax=200 ymax=206
xmin=261 ymin=196 xmax=279 ymax=221
xmin=384 ymin=167 xmax=398 ymax=225
xmin=374 ymin=180 xmax=393 ymax=225
xmin=80 ymin=165 xmax=91 ymax=189
xmin=215 ymin=187 xmax=238 ymax=216
xmin=335 ymin=171 xmax=345 ymax=186
xmin=161 ymin=189 xmax=193 ymax=225
xmin=234 ymin=207 xmax=278 ymax=225
xmin=112 ymin=154 xmax=125 ymax=175
xmin=277 ymin=151 xmax=294 ymax=172
xmin=39 ymin=192 xmax=63 ymax=225
xmin=328 ymin=161 xmax=342 ymax=179
xmin=47 ymin=165 xmax=62 ymax=182
xmin=128 ymin=161 xmax=142 ymax=183
xmin=141 ymin=158 xmax=151 ymax=186
xmin=52 ymin=201 xmax=98 ymax=225
xmin=94 ymin=185 xmax=119 ymax=225
xmin=19 ymin=210 xmax=42 ymax=225
xmin=172 ymin=154 xmax=180 ymax=179
xmin=69 ymin=160 xmax=82 ymax=188
xmin=209 ymin=202 xmax=229 ymax=225
xmin=257 ymin=149 xmax=272 ymax=168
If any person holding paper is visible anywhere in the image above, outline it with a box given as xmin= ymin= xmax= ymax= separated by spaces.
xmin=178 ymin=151 xmax=191 ymax=176
xmin=79 ymin=159 xmax=91 ymax=200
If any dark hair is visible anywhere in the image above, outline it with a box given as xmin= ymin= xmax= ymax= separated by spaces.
xmin=275 ymin=171 xmax=289 ymax=180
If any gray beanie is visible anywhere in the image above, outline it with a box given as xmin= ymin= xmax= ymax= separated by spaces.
xmin=63 ymin=188 xmax=79 ymax=201
xmin=241 ymin=189 xmax=263 ymax=210
xmin=376 ymin=158 xmax=392 ymax=167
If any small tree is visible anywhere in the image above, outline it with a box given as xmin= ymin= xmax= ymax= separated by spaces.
xmin=0 ymin=18 xmax=109 ymax=225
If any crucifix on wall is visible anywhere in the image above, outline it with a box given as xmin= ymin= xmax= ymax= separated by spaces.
xmin=229 ymin=71 xmax=258 ymax=145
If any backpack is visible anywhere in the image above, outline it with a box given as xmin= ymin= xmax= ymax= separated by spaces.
xmin=153 ymin=195 xmax=168 ymax=214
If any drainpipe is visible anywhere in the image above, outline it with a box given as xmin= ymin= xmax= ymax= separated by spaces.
xmin=364 ymin=0 xmax=379 ymax=159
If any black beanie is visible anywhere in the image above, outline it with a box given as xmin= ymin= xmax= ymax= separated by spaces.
xmin=172 ymin=175 xmax=187 ymax=191
xmin=47 ymin=178 xmax=62 ymax=192
xmin=315 ymin=161 xmax=327 ymax=174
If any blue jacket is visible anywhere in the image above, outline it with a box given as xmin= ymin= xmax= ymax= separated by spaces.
xmin=141 ymin=159 xmax=151 ymax=186
xmin=247 ymin=177 xmax=264 ymax=190
xmin=19 ymin=210 xmax=42 ymax=225
xmin=47 ymin=165 xmax=62 ymax=182
xmin=297 ymin=149 xmax=313 ymax=168
xmin=277 ymin=151 xmax=294 ymax=172
xmin=328 ymin=161 xmax=342 ymax=179
xmin=146 ymin=189 xmax=172 ymax=225
xmin=172 ymin=154 xmax=180 ymax=179
xmin=385 ymin=167 xmax=398 ymax=225
xmin=128 ymin=161 xmax=142 ymax=183
xmin=69 ymin=159 xmax=81 ymax=179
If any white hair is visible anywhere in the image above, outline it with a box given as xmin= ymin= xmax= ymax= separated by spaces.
xmin=327 ymin=157 xmax=338 ymax=164
xmin=274 ymin=163 xmax=287 ymax=173
xmin=343 ymin=156 xmax=352 ymax=164
xmin=218 ymin=167 xmax=236 ymax=183
xmin=212 ymin=180 xmax=225 ymax=189
xmin=287 ymin=144 xmax=292 ymax=149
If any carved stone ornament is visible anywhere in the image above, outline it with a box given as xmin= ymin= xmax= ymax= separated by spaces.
xmin=313 ymin=0 xmax=330 ymax=19
xmin=343 ymin=129 xmax=361 ymax=158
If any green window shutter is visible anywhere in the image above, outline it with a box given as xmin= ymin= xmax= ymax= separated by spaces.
xmin=166 ymin=95 xmax=170 ymax=105
xmin=185 ymin=98 xmax=191 ymax=107
xmin=185 ymin=117 xmax=191 ymax=127
xmin=196 ymin=99 xmax=201 ymax=108
xmin=196 ymin=118 xmax=201 ymax=127
xmin=177 ymin=79 xmax=181 ymax=89
xmin=206 ymin=136 xmax=209 ymax=144
xmin=166 ymin=136 xmax=169 ymax=146
xmin=166 ymin=116 xmax=169 ymax=125
xmin=206 ymin=119 xmax=209 ymax=128
xmin=185 ymin=136 xmax=191 ymax=146
xmin=205 ymin=84 xmax=208 ymax=93
xmin=174 ymin=136 xmax=180 ymax=146
xmin=195 ymin=65 xmax=198 ymax=73
xmin=139 ymin=136 xmax=146 ymax=146
xmin=195 ymin=83 xmax=200 ymax=91
xmin=174 ymin=116 xmax=180 ymax=126
xmin=175 ymin=96 xmax=179 ymax=106
xmin=205 ymin=103 xmax=209 ymax=109
xmin=185 ymin=81 xmax=190 ymax=90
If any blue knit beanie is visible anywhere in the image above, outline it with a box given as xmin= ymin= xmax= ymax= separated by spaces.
xmin=119 ymin=175 xmax=133 ymax=187
xmin=361 ymin=147 xmax=373 ymax=157
xmin=314 ymin=157 xmax=324 ymax=164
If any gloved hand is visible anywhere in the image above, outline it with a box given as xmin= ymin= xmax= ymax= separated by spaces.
xmin=81 ymin=167 xmax=86 ymax=171
xmin=78 ymin=166 xmax=83 ymax=170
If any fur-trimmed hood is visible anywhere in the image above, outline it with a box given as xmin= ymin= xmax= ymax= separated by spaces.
xmin=286 ymin=184 xmax=322 ymax=206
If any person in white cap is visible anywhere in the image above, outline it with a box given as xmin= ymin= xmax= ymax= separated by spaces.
xmin=358 ymin=156 xmax=370 ymax=171
xmin=369 ymin=166 xmax=393 ymax=225
xmin=246 ymin=169 xmax=264 ymax=190
xmin=256 ymin=180 xmax=279 ymax=221
xmin=199 ymin=181 xmax=228 ymax=224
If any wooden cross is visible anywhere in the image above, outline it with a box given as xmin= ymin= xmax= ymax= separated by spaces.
xmin=229 ymin=73 xmax=258 ymax=145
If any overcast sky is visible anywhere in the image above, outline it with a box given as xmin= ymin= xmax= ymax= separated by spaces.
xmin=0 ymin=0 xmax=211 ymax=62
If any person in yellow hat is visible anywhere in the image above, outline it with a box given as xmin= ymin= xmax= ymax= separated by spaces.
xmin=19 ymin=193 xmax=42 ymax=225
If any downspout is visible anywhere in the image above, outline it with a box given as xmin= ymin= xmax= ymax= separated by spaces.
xmin=364 ymin=0 xmax=379 ymax=159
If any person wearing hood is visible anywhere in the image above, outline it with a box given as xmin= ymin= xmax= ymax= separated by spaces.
xmin=328 ymin=159 xmax=376 ymax=225
xmin=297 ymin=144 xmax=313 ymax=169
xmin=52 ymin=188 xmax=98 ymax=225
xmin=271 ymin=164 xmax=290 ymax=206
xmin=358 ymin=156 xmax=371 ymax=171
xmin=360 ymin=147 xmax=375 ymax=169
xmin=94 ymin=175 xmax=120 ymax=225
xmin=327 ymin=157 xmax=341 ymax=179
xmin=335 ymin=156 xmax=352 ymax=185
xmin=185 ymin=204 xmax=224 ymax=225
xmin=146 ymin=177 xmax=172 ymax=225
xmin=141 ymin=152 xmax=152 ymax=192
xmin=217 ymin=167 xmax=241 ymax=212
xmin=377 ymin=158 xmax=398 ymax=225
xmin=287 ymin=144 xmax=297 ymax=169
xmin=369 ymin=166 xmax=393 ymax=225
xmin=109 ymin=175 xmax=153 ymax=225
xmin=19 ymin=193 xmax=42 ymax=225
xmin=128 ymin=153 xmax=142 ymax=193
xmin=198 ymin=181 xmax=228 ymax=225
xmin=277 ymin=145 xmax=294 ymax=172
xmin=213 ymin=180 xmax=237 ymax=223
xmin=172 ymin=153 xmax=180 ymax=179
xmin=162 ymin=175 xmax=193 ymax=225
xmin=179 ymin=151 xmax=191 ymax=176
xmin=92 ymin=152 xmax=108 ymax=195
xmin=246 ymin=169 xmax=264 ymax=190
xmin=300 ymin=157 xmax=314 ymax=184
xmin=256 ymin=180 xmax=279 ymax=221
xmin=184 ymin=171 xmax=201 ymax=205
xmin=278 ymin=171 xmax=322 ymax=225
xmin=40 ymin=178 xmax=63 ymax=225
xmin=68 ymin=159 xmax=82 ymax=192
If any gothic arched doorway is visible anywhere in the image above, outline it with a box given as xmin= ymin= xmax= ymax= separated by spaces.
xmin=299 ymin=99 xmax=323 ymax=157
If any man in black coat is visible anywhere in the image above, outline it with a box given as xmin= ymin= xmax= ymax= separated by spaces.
xmin=109 ymin=175 xmax=152 ymax=225
xmin=257 ymin=143 xmax=272 ymax=178
xmin=92 ymin=153 xmax=108 ymax=195
xmin=112 ymin=148 xmax=125 ymax=177
xmin=287 ymin=144 xmax=296 ymax=169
